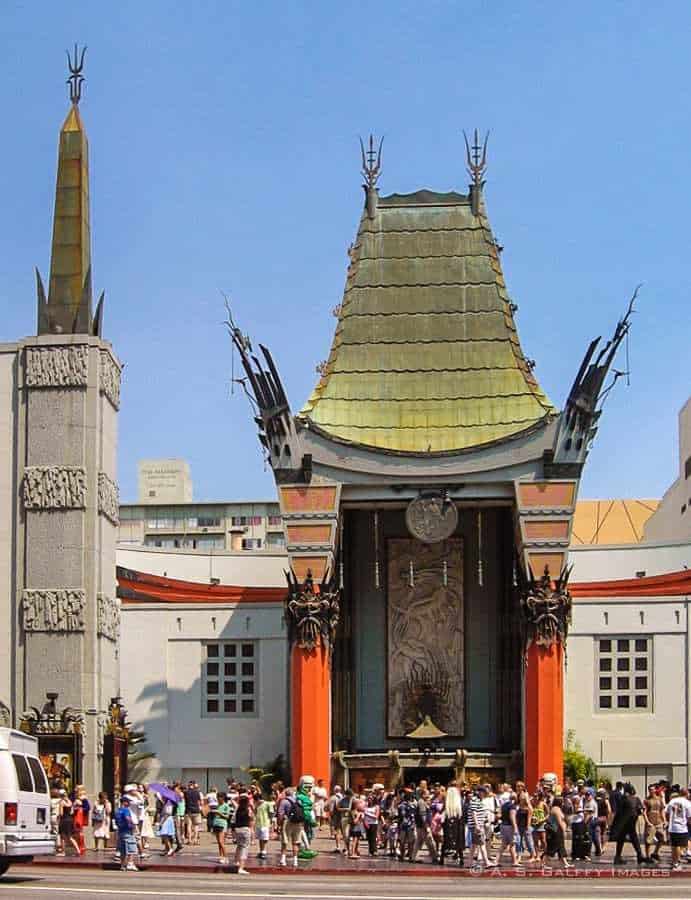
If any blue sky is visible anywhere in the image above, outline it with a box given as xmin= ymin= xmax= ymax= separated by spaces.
xmin=1 ymin=1 xmax=688 ymax=502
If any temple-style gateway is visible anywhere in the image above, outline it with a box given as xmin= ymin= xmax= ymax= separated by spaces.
xmin=230 ymin=134 xmax=633 ymax=790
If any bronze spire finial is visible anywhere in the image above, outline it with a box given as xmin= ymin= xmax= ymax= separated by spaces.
xmin=359 ymin=134 xmax=383 ymax=218
xmin=463 ymin=128 xmax=489 ymax=216
xmin=66 ymin=44 xmax=87 ymax=105
xmin=360 ymin=134 xmax=383 ymax=189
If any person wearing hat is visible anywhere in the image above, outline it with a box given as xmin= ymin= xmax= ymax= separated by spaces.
xmin=114 ymin=796 xmax=138 ymax=872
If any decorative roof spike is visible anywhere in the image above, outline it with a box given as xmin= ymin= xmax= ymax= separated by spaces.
xmin=463 ymin=128 xmax=489 ymax=216
xmin=66 ymin=43 xmax=87 ymax=105
xmin=38 ymin=46 xmax=99 ymax=336
xmin=359 ymin=134 xmax=383 ymax=218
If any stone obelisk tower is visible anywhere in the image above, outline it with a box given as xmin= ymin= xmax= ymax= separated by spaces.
xmin=2 ymin=49 xmax=121 ymax=796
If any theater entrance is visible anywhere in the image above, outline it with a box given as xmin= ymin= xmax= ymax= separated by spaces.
xmin=402 ymin=767 xmax=455 ymax=787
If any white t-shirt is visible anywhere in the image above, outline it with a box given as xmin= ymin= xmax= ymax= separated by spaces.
xmin=482 ymin=796 xmax=498 ymax=820
xmin=665 ymin=796 xmax=691 ymax=834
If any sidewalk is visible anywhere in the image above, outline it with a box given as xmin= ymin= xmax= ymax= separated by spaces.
xmin=18 ymin=827 xmax=691 ymax=878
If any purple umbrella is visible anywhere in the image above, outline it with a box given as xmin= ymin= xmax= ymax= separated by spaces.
xmin=147 ymin=782 xmax=178 ymax=804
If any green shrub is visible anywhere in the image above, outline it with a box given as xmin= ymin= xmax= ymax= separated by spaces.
xmin=563 ymin=729 xmax=598 ymax=783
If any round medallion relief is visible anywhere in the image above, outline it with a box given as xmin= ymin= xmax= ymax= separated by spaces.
xmin=405 ymin=493 xmax=458 ymax=543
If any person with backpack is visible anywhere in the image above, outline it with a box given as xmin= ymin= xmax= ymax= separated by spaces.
xmin=278 ymin=787 xmax=305 ymax=868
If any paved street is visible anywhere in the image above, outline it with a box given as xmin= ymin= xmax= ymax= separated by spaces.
xmin=1 ymin=867 xmax=690 ymax=900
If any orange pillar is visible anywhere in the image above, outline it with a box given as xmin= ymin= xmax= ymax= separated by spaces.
xmin=290 ymin=642 xmax=331 ymax=787
xmin=524 ymin=642 xmax=564 ymax=790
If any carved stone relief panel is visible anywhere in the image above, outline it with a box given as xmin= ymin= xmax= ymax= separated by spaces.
xmin=97 ymin=594 xmax=120 ymax=642
xmin=387 ymin=538 xmax=464 ymax=737
xmin=98 ymin=473 xmax=120 ymax=525
xmin=22 ymin=589 xmax=86 ymax=632
xmin=99 ymin=351 xmax=121 ymax=410
xmin=22 ymin=466 xmax=87 ymax=510
xmin=25 ymin=346 xmax=88 ymax=388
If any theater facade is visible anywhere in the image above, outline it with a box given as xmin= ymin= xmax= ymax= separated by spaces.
xmin=228 ymin=133 xmax=634 ymax=791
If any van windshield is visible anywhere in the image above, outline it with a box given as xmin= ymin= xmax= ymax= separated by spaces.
xmin=12 ymin=753 xmax=34 ymax=792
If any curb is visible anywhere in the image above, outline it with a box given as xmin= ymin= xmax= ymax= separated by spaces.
xmin=16 ymin=858 xmax=691 ymax=878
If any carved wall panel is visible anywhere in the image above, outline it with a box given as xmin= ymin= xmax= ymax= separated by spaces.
xmin=387 ymin=538 xmax=464 ymax=737
xmin=97 ymin=594 xmax=120 ymax=642
xmin=99 ymin=352 xmax=121 ymax=410
xmin=98 ymin=473 xmax=120 ymax=525
xmin=25 ymin=346 xmax=88 ymax=388
xmin=22 ymin=589 xmax=86 ymax=632
xmin=22 ymin=466 xmax=87 ymax=510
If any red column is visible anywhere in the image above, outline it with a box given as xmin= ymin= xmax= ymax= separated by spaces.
xmin=290 ymin=642 xmax=331 ymax=786
xmin=524 ymin=642 xmax=564 ymax=790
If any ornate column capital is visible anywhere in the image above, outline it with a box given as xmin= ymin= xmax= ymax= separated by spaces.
xmin=285 ymin=569 xmax=340 ymax=655
xmin=519 ymin=566 xmax=572 ymax=653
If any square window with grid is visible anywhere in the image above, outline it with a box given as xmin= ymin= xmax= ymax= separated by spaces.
xmin=203 ymin=642 xmax=257 ymax=716
xmin=596 ymin=636 xmax=651 ymax=712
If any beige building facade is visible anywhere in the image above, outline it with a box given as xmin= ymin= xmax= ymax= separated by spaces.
xmin=138 ymin=459 xmax=193 ymax=505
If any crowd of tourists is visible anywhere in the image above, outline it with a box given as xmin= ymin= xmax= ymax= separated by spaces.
xmin=48 ymin=774 xmax=691 ymax=873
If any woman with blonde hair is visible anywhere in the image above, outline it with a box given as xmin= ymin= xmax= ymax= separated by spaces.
xmin=440 ymin=781 xmax=465 ymax=866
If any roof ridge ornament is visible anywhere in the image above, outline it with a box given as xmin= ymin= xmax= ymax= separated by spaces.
xmin=463 ymin=128 xmax=489 ymax=216
xmin=66 ymin=43 xmax=87 ymax=105
xmin=360 ymin=134 xmax=383 ymax=219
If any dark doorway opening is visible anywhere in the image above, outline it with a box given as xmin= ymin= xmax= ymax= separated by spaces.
xmin=402 ymin=767 xmax=455 ymax=787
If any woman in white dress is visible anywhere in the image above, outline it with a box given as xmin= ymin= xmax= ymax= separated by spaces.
xmin=139 ymin=785 xmax=156 ymax=849
xmin=92 ymin=792 xmax=112 ymax=850
xmin=312 ymin=779 xmax=328 ymax=828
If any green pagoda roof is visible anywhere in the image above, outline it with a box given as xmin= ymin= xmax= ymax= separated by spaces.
xmin=298 ymin=188 xmax=556 ymax=454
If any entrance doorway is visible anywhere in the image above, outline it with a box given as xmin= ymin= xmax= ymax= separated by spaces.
xmin=402 ymin=767 xmax=455 ymax=787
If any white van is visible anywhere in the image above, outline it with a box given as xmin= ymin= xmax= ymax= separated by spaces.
xmin=0 ymin=728 xmax=55 ymax=876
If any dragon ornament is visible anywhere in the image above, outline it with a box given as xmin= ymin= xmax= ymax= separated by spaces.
xmin=285 ymin=569 xmax=340 ymax=654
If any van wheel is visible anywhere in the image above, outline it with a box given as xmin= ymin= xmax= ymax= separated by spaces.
xmin=0 ymin=862 xmax=10 ymax=877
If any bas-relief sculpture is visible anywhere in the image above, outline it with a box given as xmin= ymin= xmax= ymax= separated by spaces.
xmin=387 ymin=538 xmax=464 ymax=737
xmin=22 ymin=466 xmax=87 ymax=510
xmin=0 ymin=700 xmax=10 ymax=727
xmin=22 ymin=589 xmax=86 ymax=633
xmin=98 ymin=472 xmax=120 ymax=525
xmin=97 ymin=594 xmax=120 ymax=642
xmin=99 ymin=351 xmax=121 ymax=410
xmin=25 ymin=345 xmax=89 ymax=387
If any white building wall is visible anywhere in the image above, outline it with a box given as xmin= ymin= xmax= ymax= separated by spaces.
xmin=0 ymin=346 xmax=18 ymax=722
xmin=644 ymin=397 xmax=691 ymax=542
xmin=569 ymin=540 xmax=691 ymax=581
xmin=566 ymin=596 xmax=689 ymax=792
xmin=117 ymin=545 xmax=287 ymax=587
xmin=120 ymin=602 xmax=288 ymax=785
